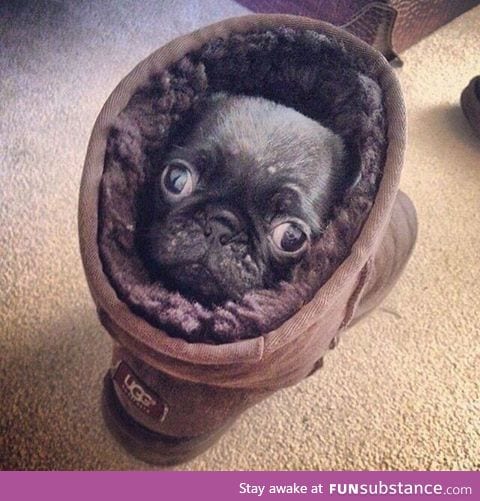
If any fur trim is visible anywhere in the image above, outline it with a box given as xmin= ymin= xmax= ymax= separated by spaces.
xmin=98 ymin=28 xmax=386 ymax=343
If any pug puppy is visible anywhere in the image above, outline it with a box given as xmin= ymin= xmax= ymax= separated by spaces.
xmin=142 ymin=93 xmax=347 ymax=305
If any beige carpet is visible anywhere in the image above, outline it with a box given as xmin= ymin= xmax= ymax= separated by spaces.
xmin=1 ymin=0 xmax=479 ymax=471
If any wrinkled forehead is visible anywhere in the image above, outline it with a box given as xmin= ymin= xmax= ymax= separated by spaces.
xmin=186 ymin=102 xmax=338 ymax=183
xmin=185 ymin=133 xmax=323 ymax=200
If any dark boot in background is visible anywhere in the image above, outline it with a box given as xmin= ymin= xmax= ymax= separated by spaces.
xmin=461 ymin=76 xmax=480 ymax=138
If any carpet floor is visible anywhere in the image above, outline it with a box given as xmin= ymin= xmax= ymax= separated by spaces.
xmin=1 ymin=0 xmax=479 ymax=470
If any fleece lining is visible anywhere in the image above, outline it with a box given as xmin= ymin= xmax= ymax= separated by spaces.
xmin=98 ymin=27 xmax=387 ymax=343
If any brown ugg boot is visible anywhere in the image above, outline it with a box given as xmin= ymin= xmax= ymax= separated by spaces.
xmin=351 ymin=190 xmax=417 ymax=326
xmin=79 ymin=14 xmax=417 ymax=465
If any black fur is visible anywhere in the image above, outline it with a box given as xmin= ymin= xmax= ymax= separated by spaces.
xmin=140 ymin=92 xmax=347 ymax=305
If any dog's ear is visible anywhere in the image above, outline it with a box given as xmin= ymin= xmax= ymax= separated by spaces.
xmin=190 ymin=92 xmax=229 ymax=120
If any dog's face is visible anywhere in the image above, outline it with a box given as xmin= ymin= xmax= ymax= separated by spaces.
xmin=143 ymin=93 xmax=346 ymax=305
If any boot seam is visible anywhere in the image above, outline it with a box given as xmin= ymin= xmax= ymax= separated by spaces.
xmin=340 ymin=261 xmax=372 ymax=330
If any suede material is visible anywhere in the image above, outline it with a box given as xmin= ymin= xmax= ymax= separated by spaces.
xmin=79 ymin=14 xmax=408 ymax=445
xmin=353 ymin=191 xmax=417 ymax=322
xmin=105 ymin=192 xmax=416 ymax=439
xmin=110 ymin=344 xmax=273 ymax=437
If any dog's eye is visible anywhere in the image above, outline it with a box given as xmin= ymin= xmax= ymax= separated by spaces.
xmin=161 ymin=161 xmax=194 ymax=199
xmin=271 ymin=222 xmax=308 ymax=254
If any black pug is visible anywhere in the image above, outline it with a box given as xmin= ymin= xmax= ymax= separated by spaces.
xmin=142 ymin=92 xmax=347 ymax=305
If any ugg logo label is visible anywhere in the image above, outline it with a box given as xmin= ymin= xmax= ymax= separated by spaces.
xmin=123 ymin=374 xmax=156 ymax=408
xmin=113 ymin=362 xmax=168 ymax=421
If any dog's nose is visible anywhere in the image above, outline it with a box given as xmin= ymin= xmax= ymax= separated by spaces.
xmin=204 ymin=209 xmax=242 ymax=245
